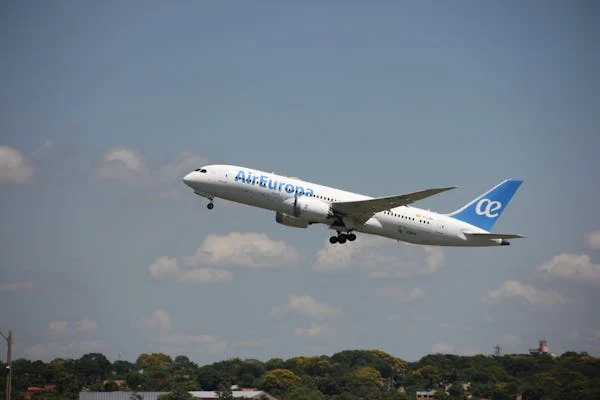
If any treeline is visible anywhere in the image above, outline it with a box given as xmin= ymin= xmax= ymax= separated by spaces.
xmin=3 ymin=349 xmax=600 ymax=399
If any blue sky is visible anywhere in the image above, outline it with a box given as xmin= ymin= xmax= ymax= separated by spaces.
xmin=1 ymin=0 xmax=599 ymax=364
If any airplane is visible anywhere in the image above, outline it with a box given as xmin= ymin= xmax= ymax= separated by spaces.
xmin=183 ymin=165 xmax=524 ymax=247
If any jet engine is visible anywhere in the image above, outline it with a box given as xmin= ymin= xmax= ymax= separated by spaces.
xmin=284 ymin=196 xmax=332 ymax=223
xmin=275 ymin=212 xmax=309 ymax=228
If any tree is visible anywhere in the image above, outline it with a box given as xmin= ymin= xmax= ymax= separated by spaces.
xmin=347 ymin=366 xmax=382 ymax=399
xmin=260 ymin=368 xmax=301 ymax=394
xmin=55 ymin=370 xmax=81 ymax=398
xmin=265 ymin=358 xmax=285 ymax=371
xmin=78 ymin=353 xmax=111 ymax=386
xmin=283 ymin=384 xmax=326 ymax=400
xmin=411 ymin=365 xmax=442 ymax=388
xmin=127 ymin=371 xmax=149 ymax=391
xmin=447 ymin=384 xmax=465 ymax=399
xmin=433 ymin=388 xmax=446 ymax=399
xmin=113 ymin=360 xmax=136 ymax=378
xmin=104 ymin=380 xmax=120 ymax=391
xmin=158 ymin=385 xmax=193 ymax=400
xmin=137 ymin=353 xmax=173 ymax=370
xmin=175 ymin=355 xmax=191 ymax=366
xmin=216 ymin=381 xmax=234 ymax=400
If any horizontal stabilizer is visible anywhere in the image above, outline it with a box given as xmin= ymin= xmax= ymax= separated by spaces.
xmin=333 ymin=186 xmax=456 ymax=224
xmin=464 ymin=232 xmax=526 ymax=239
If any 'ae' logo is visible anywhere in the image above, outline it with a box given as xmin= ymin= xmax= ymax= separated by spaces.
xmin=475 ymin=198 xmax=502 ymax=218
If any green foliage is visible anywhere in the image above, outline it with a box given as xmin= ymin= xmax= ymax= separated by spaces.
xmin=78 ymin=353 xmax=111 ymax=385
xmin=346 ymin=366 xmax=382 ymax=398
xmin=260 ymin=368 xmax=301 ymax=394
xmin=447 ymin=384 xmax=464 ymax=399
xmin=137 ymin=352 xmax=173 ymax=370
xmin=6 ymin=349 xmax=600 ymax=400
xmin=282 ymin=384 xmax=326 ymax=400
xmin=331 ymin=349 xmax=406 ymax=378
xmin=157 ymin=384 xmax=194 ymax=400
xmin=113 ymin=360 xmax=136 ymax=378
xmin=104 ymin=380 xmax=120 ymax=391
xmin=216 ymin=381 xmax=234 ymax=400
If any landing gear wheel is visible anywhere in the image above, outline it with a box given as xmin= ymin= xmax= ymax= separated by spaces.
xmin=347 ymin=233 xmax=356 ymax=241
xmin=207 ymin=202 xmax=214 ymax=210
xmin=329 ymin=236 xmax=338 ymax=244
xmin=338 ymin=234 xmax=347 ymax=244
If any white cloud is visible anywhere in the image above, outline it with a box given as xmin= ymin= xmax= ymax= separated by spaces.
xmin=432 ymin=343 xmax=455 ymax=354
xmin=74 ymin=318 xmax=98 ymax=333
xmin=585 ymin=230 xmax=600 ymax=251
xmin=272 ymin=295 xmax=343 ymax=320
xmin=148 ymin=256 xmax=233 ymax=284
xmin=538 ymin=253 xmax=600 ymax=285
xmin=158 ymin=151 xmax=208 ymax=181
xmin=132 ymin=311 xmax=269 ymax=355
xmin=180 ymin=268 xmax=233 ymax=283
xmin=0 ymin=282 xmax=33 ymax=292
xmin=315 ymin=236 xmax=444 ymax=278
xmin=374 ymin=287 xmax=424 ymax=301
xmin=499 ymin=333 xmax=522 ymax=346
xmin=0 ymin=146 xmax=34 ymax=183
xmin=482 ymin=280 xmax=569 ymax=306
xmin=185 ymin=232 xmax=299 ymax=268
xmin=48 ymin=319 xmax=98 ymax=336
xmin=37 ymin=139 xmax=54 ymax=153
xmin=24 ymin=340 xmax=104 ymax=361
xmin=132 ymin=310 xmax=172 ymax=332
xmin=461 ymin=348 xmax=485 ymax=356
xmin=294 ymin=323 xmax=334 ymax=341
xmin=49 ymin=321 xmax=69 ymax=335
xmin=149 ymin=257 xmax=180 ymax=280
xmin=149 ymin=232 xmax=296 ymax=285
xmin=96 ymin=147 xmax=147 ymax=183
xmin=96 ymin=147 xmax=207 ymax=188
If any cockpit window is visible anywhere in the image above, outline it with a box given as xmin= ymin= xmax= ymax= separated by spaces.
xmin=194 ymin=168 xmax=208 ymax=173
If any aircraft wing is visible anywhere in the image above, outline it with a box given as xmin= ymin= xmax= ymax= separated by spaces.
xmin=332 ymin=186 xmax=456 ymax=225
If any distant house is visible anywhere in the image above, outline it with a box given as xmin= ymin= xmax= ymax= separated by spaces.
xmin=190 ymin=390 xmax=277 ymax=399
xmin=102 ymin=380 xmax=127 ymax=389
xmin=25 ymin=385 xmax=56 ymax=400
xmin=416 ymin=390 xmax=436 ymax=400
xmin=529 ymin=340 xmax=556 ymax=356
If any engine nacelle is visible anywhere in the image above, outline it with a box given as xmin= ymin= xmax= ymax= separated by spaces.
xmin=275 ymin=212 xmax=309 ymax=228
xmin=284 ymin=196 xmax=332 ymax=223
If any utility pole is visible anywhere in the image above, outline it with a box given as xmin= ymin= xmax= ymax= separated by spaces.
xmin=1 ymin=330 xmax=12 ymax=400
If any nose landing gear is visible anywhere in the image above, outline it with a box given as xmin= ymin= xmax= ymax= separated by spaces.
xmin=329 ymin=232 xmax=357 ymax=244
xmin=207 ymin=202 xmax=214 ymax=210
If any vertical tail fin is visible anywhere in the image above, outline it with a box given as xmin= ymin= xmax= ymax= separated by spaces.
xmin=449 ymin=179 xmax=523 ymax=231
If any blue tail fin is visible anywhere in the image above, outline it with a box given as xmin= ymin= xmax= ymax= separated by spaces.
xmin=449 ymin=179 xmax=523 ymax=231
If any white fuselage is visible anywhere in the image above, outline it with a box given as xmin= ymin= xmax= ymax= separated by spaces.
xmin=184 ymin=164 xmax=507 ymax=247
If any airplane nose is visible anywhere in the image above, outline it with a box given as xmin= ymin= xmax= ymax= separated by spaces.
xmin=183 ymin=172 xmax=195 ymax=187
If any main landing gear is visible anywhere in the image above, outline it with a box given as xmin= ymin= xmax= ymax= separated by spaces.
xmin=207 ymin=202 xmax=214 ymax=210
xmin=329 ymin=232 xmax=357 ymax=244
